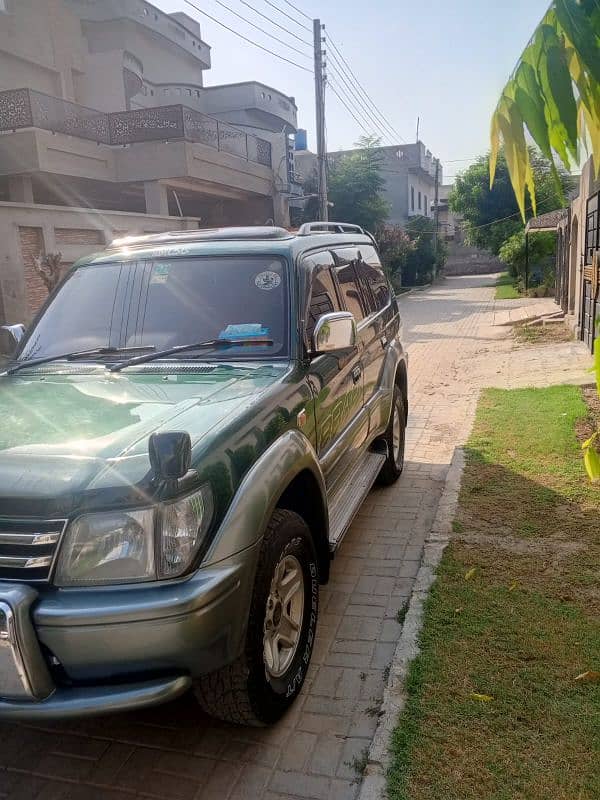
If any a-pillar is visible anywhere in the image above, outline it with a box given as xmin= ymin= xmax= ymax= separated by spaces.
xmin=144 ymin=181 xmax=170 ymax=216
xmin=8 ymin=175 xmax=34 ymax=204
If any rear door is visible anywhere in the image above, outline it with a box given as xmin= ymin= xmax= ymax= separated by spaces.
xmin=304 ymin=251 xmax=366 ymax=486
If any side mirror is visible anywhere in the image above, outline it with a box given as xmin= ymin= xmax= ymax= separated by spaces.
xmin=311 ymin=311 xmax=357 ymax=355
xmin=149 ymin=431 xmax=192 ymax=482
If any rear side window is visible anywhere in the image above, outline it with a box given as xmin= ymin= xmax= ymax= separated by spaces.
xmin=360 ymin=245 xmax=391 ymax=310
xmin=306 ymin=267 xmax=340 ymax=343
xmin=333 ymin=249 xmax=367 ymax=322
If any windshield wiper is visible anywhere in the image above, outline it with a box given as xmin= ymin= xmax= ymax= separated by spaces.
xmin=109 ymin=338 xmax=274 ymax=372
xmin=3 ymin=346 xmax=156 ymax=376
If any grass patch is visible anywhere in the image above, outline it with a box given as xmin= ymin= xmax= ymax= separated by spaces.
xmin=495 ymin=272 xmax=521 ymax=300
xmin=387 ymin=386 xmax=600 ymax=800
xmin=513 ymin=322 xmax=573 ymax=346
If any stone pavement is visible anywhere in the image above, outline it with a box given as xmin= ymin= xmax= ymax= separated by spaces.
xmin=0 ymin=275 xmax=591 ymax=800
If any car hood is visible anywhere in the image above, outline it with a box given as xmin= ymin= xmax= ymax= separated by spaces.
xmin=0 ymin=363 xmax=286 ymax=506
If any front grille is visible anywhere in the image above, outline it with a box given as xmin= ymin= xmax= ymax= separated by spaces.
xmin=0 ymin=518 xmax=67 ymax=582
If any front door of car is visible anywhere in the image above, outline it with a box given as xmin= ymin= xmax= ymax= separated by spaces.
xmin=304 ymin=252 xmax=366 ymax=488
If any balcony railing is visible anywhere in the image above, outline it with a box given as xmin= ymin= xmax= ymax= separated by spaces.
xmin=0 ymin=88 xmax=272 ymax=168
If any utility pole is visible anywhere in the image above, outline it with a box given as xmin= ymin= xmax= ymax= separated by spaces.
xmin=433 ymin=158 xmax=440 ymax=280
xmin=313 ymin=18 xmax=328 ymax=221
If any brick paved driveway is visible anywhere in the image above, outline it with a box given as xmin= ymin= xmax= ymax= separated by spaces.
xmin=0 ymin=276 xmax=591 ymax=800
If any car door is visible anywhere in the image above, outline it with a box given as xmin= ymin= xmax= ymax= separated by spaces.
xmin=304 ymin=251 xmax=366 ymax=487
xmin=354 ymin=245 xmax=395 ymax=431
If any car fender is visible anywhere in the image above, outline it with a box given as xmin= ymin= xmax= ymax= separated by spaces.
xmin=203 ymin=429 xmax=328 ymax=567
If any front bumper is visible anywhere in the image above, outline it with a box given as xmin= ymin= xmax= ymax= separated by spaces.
xmin=0 ymin=542 xmax=260 ymax=719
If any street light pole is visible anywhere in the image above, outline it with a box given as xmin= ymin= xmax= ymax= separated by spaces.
xmin=313 ymin=18 xmax=328 ymax=221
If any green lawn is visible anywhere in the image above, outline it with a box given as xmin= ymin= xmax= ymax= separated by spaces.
xmin=495 ymin=272 xmax=521 ymax=299
xmin=387 ymin=386 xmax=600 ymax=800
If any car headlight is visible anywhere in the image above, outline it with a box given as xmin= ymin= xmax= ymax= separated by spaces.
xmin=55 ymin=485 xmax=213 ymax=587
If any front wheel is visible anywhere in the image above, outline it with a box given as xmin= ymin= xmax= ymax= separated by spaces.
xmin=194 ymin=509 xmax=318 ymax=726
xmin=377 ymin=387 xmax=406 ymax=486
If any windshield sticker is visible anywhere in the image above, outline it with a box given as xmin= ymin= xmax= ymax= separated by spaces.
xmin=150 ymin=263 xmax=170 ymax=284
xmin=219 ymin=323 xmax=270 ymax=340
xmin=255 ymin=270 xmax=281 ymax=291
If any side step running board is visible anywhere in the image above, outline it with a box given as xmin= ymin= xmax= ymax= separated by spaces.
xmin=328 ymin=451 xmax=386 ymax=552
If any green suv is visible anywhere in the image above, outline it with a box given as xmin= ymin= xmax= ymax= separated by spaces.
xmin=0 ymin=223 xmax=407 ymax=725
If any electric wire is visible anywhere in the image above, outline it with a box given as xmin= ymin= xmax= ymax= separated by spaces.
xmin=260 ymin=0 xmax=312 ymax=31
xmin=328 ymin=82 xmax=372 ymax=138
xmin=327 ymin=68 xmax=396 ymax=145
xmin=236 ymin=0 xmax=312 ymax=46
xmin=327 ymin=34 xmax=407 ymax=143
xmin=209 ymin=0 xmax=312 ymax=59
xmin=182 ymin=0 xmax=313 ymax=72
xmin=279 ymin=0 xmax=312 ymax=21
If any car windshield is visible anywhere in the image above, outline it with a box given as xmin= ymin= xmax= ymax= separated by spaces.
xmin=17 ymin=256 xmax=289 ymax=362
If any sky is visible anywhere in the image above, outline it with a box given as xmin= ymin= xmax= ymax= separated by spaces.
xmin=154 ymin=0 xmax=550 ymax=183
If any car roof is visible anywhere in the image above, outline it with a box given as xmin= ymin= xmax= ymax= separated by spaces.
xmin=80 ymin=225 xmax=377 ymax=269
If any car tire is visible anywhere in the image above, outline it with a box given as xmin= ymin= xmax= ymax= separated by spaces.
xmin=194 ymin=509 xmax=319 ymax=726
xmin=377 ymin=386 xmax=406 ymax=486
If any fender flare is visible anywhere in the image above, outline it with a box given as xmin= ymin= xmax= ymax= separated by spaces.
xmin=203 ymin=430 xmax=329 ymax=573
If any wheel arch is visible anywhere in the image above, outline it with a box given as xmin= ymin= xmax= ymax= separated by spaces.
xmin=276 ymin=469 xmax=330 ymax=584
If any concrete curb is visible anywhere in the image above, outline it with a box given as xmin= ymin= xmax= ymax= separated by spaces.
xmin=357 ymin=448 xmax=466 ymax=800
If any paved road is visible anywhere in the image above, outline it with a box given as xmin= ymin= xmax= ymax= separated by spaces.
xmin=0 ymin=276 xmax=591 ymax=800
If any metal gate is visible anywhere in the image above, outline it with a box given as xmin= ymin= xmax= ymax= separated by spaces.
xmin=581 ymin=253 xmax=599 ymax=352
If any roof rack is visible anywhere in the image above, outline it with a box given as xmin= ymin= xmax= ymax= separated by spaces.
xmin=108 ymin=226 xmax=292 ymax=249
xmin=297 ymin=221 xmax=378 ymax=246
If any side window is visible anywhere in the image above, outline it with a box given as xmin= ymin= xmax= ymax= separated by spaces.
xmin=306 ymin=266 xmax=340 ymax=344
xmin=360 ymin=245 xmax=391 ymax=310
xmin=334 ymin=250 xmax=366 ymax=323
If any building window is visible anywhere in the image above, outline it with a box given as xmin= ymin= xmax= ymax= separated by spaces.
xmin=175 ymin=87 xmax=181 ymax=96
xmin=424 ymin=195 xmax=428 ymax=216
xmin=164 ymin=88 xmax=169 ymax=95
xmin=0 ymin=0 xmax=9 ymax=10
xmin=150 ymin=89 xmax=154 ymax=96
xmin=410 ymin=186 xmax=414 ymax=211
xmin=196 ymin=90 xmax=201 ymax=97
xmin=143 ymin=6 xmax=149 ymax=15
xmin=186 ymin=88 xmax=192 ymax=96
xmin=418 ymin=191 xmax=422 ymax=210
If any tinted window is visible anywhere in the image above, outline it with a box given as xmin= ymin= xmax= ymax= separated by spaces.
xmin=360 ymin=245 xmax=391 ymax=309
xmin=335 ymin=260 xmax=366 ymax=322
xmin=19 ymin=257 xmax=289 ymax=361
xmin=306 ymin=267 xmax=340 ymax=343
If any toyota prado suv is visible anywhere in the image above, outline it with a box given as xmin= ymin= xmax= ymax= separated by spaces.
xmin=0 ymin=223 xmax=408 ymax=725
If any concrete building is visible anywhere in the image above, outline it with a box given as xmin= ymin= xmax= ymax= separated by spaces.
xmin=293 ymin=141 xmax=442 ymax=228
xmin=0 ymin=0 xmax=298 ymax=323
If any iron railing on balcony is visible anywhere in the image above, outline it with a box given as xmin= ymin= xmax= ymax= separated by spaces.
xmin=0 ymin=88 xmax=272 ymax=168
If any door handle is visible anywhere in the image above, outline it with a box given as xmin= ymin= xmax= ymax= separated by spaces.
xmin=351 ymin=365 xmax=362 ymax=384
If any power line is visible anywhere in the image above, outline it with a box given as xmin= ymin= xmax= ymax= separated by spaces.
xmin=236 ymin=0 xmax=312 ymax=46
xmin=279 ymin=0 xmax=312 ymax=21
xmin=209 ymin=0 xmax=312 ymax=59
xmin=327 ymin=65 xmax=395 ymax=146
xmin=182 ymin=0 xmax=313 ymax=72
xmin=328 ymin=82 xmax=372 ymax=138
xmin=260 ymin=0 xmax=312 ymax=31
xmin=327 ymin=34 xmax=407 ymax=144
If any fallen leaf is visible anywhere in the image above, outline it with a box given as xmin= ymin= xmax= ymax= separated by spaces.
xmin=508 ymin=581 xmax=518 ymax=592
xmin=470 ymin=692 xmax=493 ymax=702
xmin=454 ymin=607 xmax=464 ymax=614
xmin=465 ymin=568 xmax=477 ymax=581
xmin=574 ymin=670 xmax=600 ymax=683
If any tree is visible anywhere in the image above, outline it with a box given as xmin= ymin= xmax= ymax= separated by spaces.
xmin=403 ymin=215 xmax=447 ymax=286
xmin=499 ymin=230 xmax=556 ymax=286
xmin=327 ymin=136 xmax=390 ymax=231
xmin=449 ymin=150 xmax=573 ymax=255
xmin=490 ymin=1 xmax=600 ymax=217
xmin=375 ymin=225 xmax=415 ymax=288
